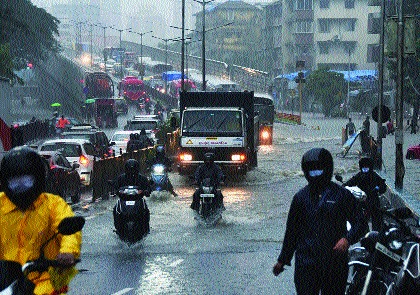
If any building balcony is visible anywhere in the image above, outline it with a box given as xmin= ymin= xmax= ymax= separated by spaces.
xmin=316 ymin=31 xmax=358 ymax=42
xmin=293 ymin=10 xmax=314 ymax=20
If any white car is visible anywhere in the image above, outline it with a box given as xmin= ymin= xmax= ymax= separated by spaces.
xmin=110 ymin=130 xmax=156 ymax=155
xmin=38 ymin=138 xmax=97 ymax=186
xmin=109 ymin=130 xmax=139 ymax=155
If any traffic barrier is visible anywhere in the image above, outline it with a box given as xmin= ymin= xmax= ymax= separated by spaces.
xmin=91 ymin=147 xmax=155 ymax=202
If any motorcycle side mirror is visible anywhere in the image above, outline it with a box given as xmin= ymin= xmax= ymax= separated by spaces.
xmin=58 ymin=216 xmax=85 ymax=235
xmin=335 ymin=175 xmax=343 ymax=182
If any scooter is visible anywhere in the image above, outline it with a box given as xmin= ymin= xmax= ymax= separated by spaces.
xmin=345 ymin=207 xmax=418 ymax=295
xmin=113 ymin=186 xmax=150 ymax=244
xmin=0 ymin=216 xmax=85 ymax=295
xmin=149 ymin=164 xmax=171 ymax=193
xmin=194 ymin=177 xmax=224 ymax=225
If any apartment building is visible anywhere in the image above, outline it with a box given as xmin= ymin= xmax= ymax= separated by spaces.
xmin=264 ymin=0 xmax=381 ymax=74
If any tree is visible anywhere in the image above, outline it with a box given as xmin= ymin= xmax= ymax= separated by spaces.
xmin=303 ymin=67 xmax=347 ymax=117
xmin=0 ymin=0 xmax=60 ymax=83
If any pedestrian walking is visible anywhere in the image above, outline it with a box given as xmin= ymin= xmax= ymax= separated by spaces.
xmin=55 ymin=115 xmax=70 ymax=135
xmin=273 ymin=148 xmax=367 ymax=295
xmin=346 ymin=117 xmax=356 ymax=138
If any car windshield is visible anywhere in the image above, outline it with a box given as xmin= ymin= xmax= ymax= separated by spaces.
xmin=62 ymin=133 xmax=92 ymax=141
xmin=126 ymin=121 xmax=157 ymax=131
xmin=182 ymin=110 xmax=242 ymax=136
xmin=112 ymin=134 xmax=131 ymax=141
xmin=40 ymin=143 xmax=82 ymax=157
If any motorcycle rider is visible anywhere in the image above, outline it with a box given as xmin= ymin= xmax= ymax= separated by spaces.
xmin=190 ymin=152 xmax=225 ymax=211
xmin=113 ymin=159 xmax=152 ymax=234
xmin=273 ymin=148 xmax=367 ymax=295
xmin=0 ymin=146 xmax=82 ymax=295
xmin=147 ymin=145 xmax=178 ymax=197
xmin=343 ymin=156 xmax=387 ymax=231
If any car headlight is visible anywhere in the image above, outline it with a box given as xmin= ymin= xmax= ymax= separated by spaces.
xmin=389 ymin=240 xmax=403 ymax=250
xmin=180 ymin=153 xmax=192 ymax=161
xmin=231 ymin=154 xmax=245 ymax=161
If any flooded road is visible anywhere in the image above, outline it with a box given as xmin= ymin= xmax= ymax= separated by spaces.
xmin=69 ymin=111 xmax=419 ymax=294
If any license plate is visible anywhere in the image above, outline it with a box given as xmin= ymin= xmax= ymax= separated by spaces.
xmin=201 ymin=194 xmax=214 ymax=198
xmin=126 ymin=201 xmax=135 ymax=206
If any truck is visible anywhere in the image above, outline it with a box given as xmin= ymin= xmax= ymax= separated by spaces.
xmin=254 ymin=92 xmax=275 ymax=145
xmin=84 ymin=72 xmax=118 ymax=128
xmin=176 ymin=91 xmax=259 ymax=176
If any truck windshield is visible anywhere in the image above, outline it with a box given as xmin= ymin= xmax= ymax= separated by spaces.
xmin=182 ymin=110 xmax=242 ymax=136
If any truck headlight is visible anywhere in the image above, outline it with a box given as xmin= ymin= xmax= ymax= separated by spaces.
xmin=231 ymin=154 xmax=245 ymax=161
xmin=180 ymin=153 xmax=192 ymax=161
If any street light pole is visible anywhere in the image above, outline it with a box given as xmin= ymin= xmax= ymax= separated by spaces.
xmin=347 ymin=46 xmax=351 ymax=119
xmin=110 ymin=26 xmax=131 ymax=78
xmin=127 ymin=30 xmax=153 ymax=80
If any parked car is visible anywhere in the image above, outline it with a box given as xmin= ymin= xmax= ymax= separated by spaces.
xmin=39 ymin=150 xmax=81 ymax=204
xmin=109 ymin=130 xmax=140 ymax=155
xmin=406 ymin=144 xmax=420 ymax=160
xmin=38 ymin=138 xmax=97 ymax=186
xmin=61 ymin=125 xmax=112 ymax=158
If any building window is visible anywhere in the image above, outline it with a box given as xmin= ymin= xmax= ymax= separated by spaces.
xmin=296 ymin=0 xmax=313 ymax=10
xmin=345 ymin=0 xmax=355 ymax=9
xmin=318 ymin=42 xmax=329 ymax=54
xmin=320 ymin=0 xmax=330 ymax=9
xmin=345 ymin=19 xmax=356 ymax=32
xmin=226 ymin=11 xmax=235 ymax=21
xmin=368 ymin=13 xmax=380 ymax=34
xmin=367 ymin=44 xmax=380 ymax=63
xmin=319 ymin=19 xmax=330 ymax=33
xmin=295 ymin=20 xmax=313 ymax=33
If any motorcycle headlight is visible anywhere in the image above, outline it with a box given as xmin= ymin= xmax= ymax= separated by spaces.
xmin=389 ymin=240 xmax=403 ymax=250
xmin=153 ymin=165 xmax=165 ymax=174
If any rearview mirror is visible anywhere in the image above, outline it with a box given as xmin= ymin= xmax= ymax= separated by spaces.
xmin=58 ymin=216 xmax=85 ymax=235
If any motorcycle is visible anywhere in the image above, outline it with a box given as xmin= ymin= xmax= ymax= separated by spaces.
xmin=0 ymin=216 xmax=85 ymax=295
xmin=113 ymin=186 xmax=150 ymax=244
xmin=194 ymin=177 xmax=224 ymax=225
xmin=346 ymin=207 xmax=418 ymax=295
xmin=386 ymin=214 xmax=420 ymax=294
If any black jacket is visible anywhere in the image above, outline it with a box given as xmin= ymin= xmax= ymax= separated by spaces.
xmin=115 ymin=173 xmax=151 ymax=194
xmin=343 ymin=171 xmax=386 ymax=198
xmin=278 ymin=182 xmax=367 ymax=267
xmin=194 ymin=163 xmax=224 ymax=187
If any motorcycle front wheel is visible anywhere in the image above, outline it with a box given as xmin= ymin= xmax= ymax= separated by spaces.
xmin=346 ymin=270 xmax=389 ymax=295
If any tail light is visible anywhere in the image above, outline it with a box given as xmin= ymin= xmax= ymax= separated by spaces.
xmin=180 ymin=153 xmax=192 ymax=161
xmin=261 ymin=130 xmax=270 ymax=140
xmin=231 ymin=154 xmax=246 ymax=161
xmin=79 ymin=155 xmax=89 ymax=166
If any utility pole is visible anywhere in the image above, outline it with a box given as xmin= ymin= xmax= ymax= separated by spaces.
xmin=181 ymin=0 xmax=186 ymax=92
xmin=90 ymin=23 xmax=93 ymax=67
xmin=93 ymin=24 xmax=107 ymax=63
xmin=375 ymin=0 xmax=386 ymax=170
xmin=110 ymin=26 xmax=131 ymax=78
xmin=127 ymin=30 xmax=153 ymax=80
xmin=395 ymin=0 xmax=405 ymax=189
xmin=193 ymin=0 xmax=215 ymax=91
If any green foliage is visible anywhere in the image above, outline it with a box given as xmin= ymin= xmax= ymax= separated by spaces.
xmin=0 ymin=43 xmax=22 ymax=84
xmin=303 ymin=68 xmax=347 ymax=117
xmin=0 ymin=0 xmax=60 ymax=83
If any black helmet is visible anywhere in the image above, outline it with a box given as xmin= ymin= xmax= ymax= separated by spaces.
xmin=125 ymin=159 xmax=140 ymax=176
xmin=156 ymin=145 xmax=165 ymax=156
xmin=301 ymin=148 xmax=333 ymax=191
xmin=359 ymin=157 xmax=373 ymax=173
xmin=0 ymin=146 xmax=46 ymax=210
xmin=204 ymin=152 xmax=215 ymax=164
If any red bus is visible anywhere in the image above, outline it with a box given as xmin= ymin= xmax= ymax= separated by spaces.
xmin=168 ymin=79 xmax=197 ymax=99
xmin=118 ymin=76 xmax=147 ymax=103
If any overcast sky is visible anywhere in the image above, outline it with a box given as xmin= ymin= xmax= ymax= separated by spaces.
xmin=31 ymin=0 xmax=273 ymax=46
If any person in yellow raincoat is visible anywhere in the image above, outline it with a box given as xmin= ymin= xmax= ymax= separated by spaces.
xmin=0 ymin=146 xmax=82 ymax=295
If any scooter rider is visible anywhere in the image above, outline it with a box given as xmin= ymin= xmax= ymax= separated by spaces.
xmin=113 ymin=159 xmax=152 ymax=233
xmin=190 ymin=152 xmax=225 ymax=211
xmin=147 ymin=145 xmax=178 ymax=197
xmin=0 ymin=146 xmax=82 ymax=295
xmin=273 ymin=148 xmax=367 ymax=295
xmin=343 ymin=156 xmax=387 ymax=231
